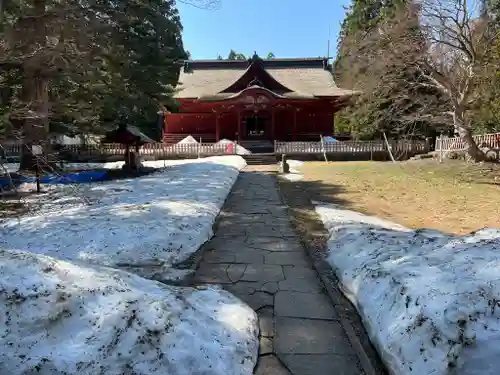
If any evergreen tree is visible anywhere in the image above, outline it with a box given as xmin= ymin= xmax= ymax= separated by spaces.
xmin=0 ymin=0 xmax=186 ymax=168
xmin=227 ymin=49 xmax=246 ymax=60
xmin=334 ymin=0 xmax=448 ymax=140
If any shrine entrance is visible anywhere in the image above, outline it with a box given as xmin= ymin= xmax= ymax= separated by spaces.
xmin=243 ymin=112 xmax=270 ymax=139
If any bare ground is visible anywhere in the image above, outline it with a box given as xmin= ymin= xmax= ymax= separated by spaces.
xmin=282 ymin=159 xmax=500 ymax=235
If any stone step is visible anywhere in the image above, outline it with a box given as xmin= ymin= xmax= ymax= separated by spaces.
xmin=243 ymin=154 xmax=278 ymax=165
xmin=239 ymin=140 xmax=274 ymax=147
xmin=239 ymin=140 xmax=275 ymax=154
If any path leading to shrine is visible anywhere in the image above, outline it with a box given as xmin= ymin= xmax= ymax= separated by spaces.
xmin=194 ymin=165 xmax=367 ymax=375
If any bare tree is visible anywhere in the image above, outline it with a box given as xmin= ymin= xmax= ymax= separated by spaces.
xmin=335 ymin=4 xmax=449 ymax=140
xmin=178 ymin=0 xmax=221 ymax=10
xmin=414 ymin=0 xmax=499 ymax=161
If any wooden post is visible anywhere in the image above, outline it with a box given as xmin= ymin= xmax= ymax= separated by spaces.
xmin=383 ymin=132 xmax=396 ymax=163
xmin=438 ymin=134 xmax=444 ymax=163
xmin=35 ymin=158 xmax=40 ymax=194
xmin=425 ymin=137 xmax=431 ymax=153
xmin=320 ymin=135 xmax=328 ymax=162
xmin=281 ymin=154 xmax=290 ymax=173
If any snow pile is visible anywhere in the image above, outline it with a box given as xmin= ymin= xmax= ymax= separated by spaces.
xmin=280 ymin=159 xmax=304 ymax=181
xmin=286 ymin=159 xmax=304 ymax=174
xmin=315 ymin=204 xmax=500 ymax=375
xmin=2 ymin=163 xmax=19 ymax=173
xmin=0 ymin=156 xmax=246 ymax=271
xmin=0 ymin=250 xmax=258 ymax=375
xmin=177 ymin=135 xmax=199 ymax=144
xmin=61 ymin=159 xmax=216 ymax=171
xmin=217 ymin=139 xmax=251 ymax=155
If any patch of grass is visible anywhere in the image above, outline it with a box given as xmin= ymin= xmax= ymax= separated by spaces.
xmin=295 ymin=159 xmax=500 ymax=235
xmin=0 ymin=200 xmax=27 ymax=218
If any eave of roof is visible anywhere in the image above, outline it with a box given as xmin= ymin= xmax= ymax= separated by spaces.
xmin=197 ymin=86 xmax=317 ymax=102
xmin=174 ymin=54 xmax=355 ymax=99
xmin=184 ymin=57 xmax=329 ymax=70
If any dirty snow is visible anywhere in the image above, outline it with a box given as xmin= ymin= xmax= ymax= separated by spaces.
xmin=2 ymin=157 xmax=240 ymax=173
xmin=315 ymin=203 xmax=500 ymax=375
xmin=280 ymin=159 xmax=304 ymax=181
xmin=177 ymin=135 xmax=199 ymax=144
xmin=0 ymin=249 xmax=259 ymax=375
xmin=0 ymin=156 xmax=246 ymax=272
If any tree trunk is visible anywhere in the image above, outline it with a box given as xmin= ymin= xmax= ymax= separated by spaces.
xmin=454 ymin=107 xmax=485 ymax=162
xmin=19 ymin=74 xmax=50 ymax=171
xmin=18 ymin=0 xmax=50 ymax=171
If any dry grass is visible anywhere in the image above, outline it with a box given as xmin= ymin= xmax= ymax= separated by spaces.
xmin=299 ymin=159 xmax=500 ymax=235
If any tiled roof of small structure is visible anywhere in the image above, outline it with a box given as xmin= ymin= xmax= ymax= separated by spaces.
xmin=103 ymin=125 xmax=155 ymax=145
xmin=174 ymin=56 xmax=356 ymax=99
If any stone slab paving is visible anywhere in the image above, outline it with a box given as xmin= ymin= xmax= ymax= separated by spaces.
xmin=193 ymin=165 xmax=363 ymax=375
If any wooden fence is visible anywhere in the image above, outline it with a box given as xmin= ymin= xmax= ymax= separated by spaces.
xmin=435 ymin=132 xmax=500 ymax=152
xmin=3 ymin=138 xmax=430 ymax=163
xmin=275 ymin=139 xmax=428 ymax=156
xmin=1 ymin=142 xmax=237 ymax=160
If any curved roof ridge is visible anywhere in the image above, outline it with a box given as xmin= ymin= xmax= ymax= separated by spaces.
xmin=218 ymin=59 xmax=293 ymax=94
xmin=197 ymin=86 xmax=319 ymax=102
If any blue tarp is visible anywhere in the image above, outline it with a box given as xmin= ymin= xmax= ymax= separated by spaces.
xmin=323 ymin=136 xmax=338 ymax=143
xmin=0 ymin=171 xmax=108 ymax=188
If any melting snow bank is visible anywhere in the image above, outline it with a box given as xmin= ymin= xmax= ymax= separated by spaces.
xmin=0 ymin=156 xmax=246 ymax=276
xmin=279 ymin=159 xmax=304 ymax=182
xmin=0 ymin=250 xmax=259 ymax=375
xmin=314 ymin=204 xmax=500 ymax=375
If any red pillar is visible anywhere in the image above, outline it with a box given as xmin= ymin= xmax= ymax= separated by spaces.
xmin=293 ymin=109 xmax=297 ymax=141
xmin=215 ymin=112 xmax=220 ymax=141
xmin=163 ymin=112 xmax=168 ymax=133
xmin=331 ymin=111 xmax=335 ymax=136
xmin=237 ymin=110 xmax=242 ymax=142
xmin=271 ymin=108 xmax=276 ymax=140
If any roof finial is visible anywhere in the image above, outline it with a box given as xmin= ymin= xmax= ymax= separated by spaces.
xmin=251 ymin=51 xmax=260 ymax=63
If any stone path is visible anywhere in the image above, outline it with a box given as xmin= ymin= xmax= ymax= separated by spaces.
xmin=194 ymin=166 xmax=364 ymax=375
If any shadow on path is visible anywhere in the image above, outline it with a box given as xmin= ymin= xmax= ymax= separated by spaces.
xmin=193 ymin=165 xmax=380 ymax=375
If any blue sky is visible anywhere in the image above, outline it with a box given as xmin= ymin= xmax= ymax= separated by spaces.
xmin=177 ymin=0 xmax=351 ymax=60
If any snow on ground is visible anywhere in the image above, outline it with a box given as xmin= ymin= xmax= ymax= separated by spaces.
xmin=0 ymin=249 xmax=259 ymax=375
xmin=2 ymin=159 xmax=205 ymax=172
xmin=0 ymin=156 xmax=246 ymax=274
xmin=314 ymin=203 xmax=500 ymax=375
xmin=280 ymin=159 xmax=304 ymax=181
xmin=2 ymin=163 xmax=19 ymax=173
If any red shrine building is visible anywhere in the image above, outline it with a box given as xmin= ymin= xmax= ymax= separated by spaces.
xmin=163 ymin=54 xmax=354 ymax=145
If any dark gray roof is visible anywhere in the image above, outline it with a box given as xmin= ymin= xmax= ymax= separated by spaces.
xmin=175 ymin=56 xmax=355 ymax=99
xmin=103 ymin=125 xmax=155 ymax=145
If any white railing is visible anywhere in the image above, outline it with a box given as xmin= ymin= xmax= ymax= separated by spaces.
xmin=138 ymin=142 xmax=235 ymax=156
xmin=0 ymin=142 xmax=238 ymax=158
xmin=275 ymin=140 xmax=385 ymax=153
xmin=277 ymin=140 xmax=429 ymax=153
xmin=435 ymin=132 xmax=500 ymax=152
